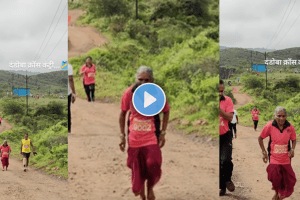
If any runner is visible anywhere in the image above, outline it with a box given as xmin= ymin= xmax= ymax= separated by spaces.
xmin=0 ymin=140 xmax=11 ymax=171
xmin=119 ymin=66 xmax=170 ymax=200
xmin=258 ymin=106 xmax=297 ymax=200
xmin=68 ymin=63 xmax=76 ymax=133
xmin=20 ymin=133 xmax=36 ymax=172
xmin=251 ymin=106 xmax=260 ymax=131
xmin=229 ymin=109 xmax=238 ymax=139
xmin=80 ymin=56 xmax=96 ymax=102
xmin=219 ymin=79 xmax=235 ymax=196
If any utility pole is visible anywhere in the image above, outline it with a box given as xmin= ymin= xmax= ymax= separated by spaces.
xmin=25 ymin=71 xmax=30 ymax=115
xmin=265 ymin=51 xmax=267 ymax=89
xmin=11 ymin=74 xmax=14 ymax=93
xmin=135 ymin=0 xmax=138 ymax=19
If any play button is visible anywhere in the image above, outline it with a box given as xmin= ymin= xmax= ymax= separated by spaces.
xmin=132 ymin=83 xmax=166 ymax=116
xmin=144 ymin=91 xmax=156 ymax=108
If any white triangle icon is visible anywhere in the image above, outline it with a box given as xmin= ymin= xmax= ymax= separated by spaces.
xmin=144 ymin=91 xmax=156 ymax=108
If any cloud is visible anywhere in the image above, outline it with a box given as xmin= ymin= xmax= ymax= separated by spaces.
xmin=220 ymin=0 xmax=300 ymax=50
xmin=0 ymin=0 xmax=67 ymax=72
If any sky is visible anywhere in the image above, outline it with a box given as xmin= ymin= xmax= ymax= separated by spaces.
xmin=0 ymin=0 xmax=67 ymax=73
xmin=220 ymin=0 xmax=300 ymax=50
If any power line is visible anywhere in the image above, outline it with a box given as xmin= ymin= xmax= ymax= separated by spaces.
xmin=273 ymin=7 xmax=300 ymax=48
xmin=45 ymin=29 xmax=68 ymax=61
xmin=269 ymin=0 xmax=297 ymax=49
xmin=33 ymin=0 xmax=63 ymax=61
xmin=265 ymin=0 xmax=292 ymax=49
xmin=36 ymin=2 xmax=68 ymax=61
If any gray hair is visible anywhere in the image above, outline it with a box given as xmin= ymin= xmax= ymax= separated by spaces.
xmin=135 ymin=66 xmax=153 ymax=80
xmin=274 ymin=106 xmax=287 ymax=117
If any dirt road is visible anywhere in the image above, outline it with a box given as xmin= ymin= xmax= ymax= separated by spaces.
xmin=68 ymin=98 xmax=219 ymax=200
xmin=222 ymin=86 xmax=300 ymax=199
xmin=68 ymin=9 xmax=107 ymax=58
xmin=0 ymin=120 xmax=68 ymax=200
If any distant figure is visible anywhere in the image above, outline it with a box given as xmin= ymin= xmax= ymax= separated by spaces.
xmin=251 ymin=106 xmax=260 ymax=131
xmin=20 ymin=133 xmax=36 ymax=172
xmin=229 ymin=109 xmax=238 ymax=139
xmin=0 ymin=117 xmax=2 ymax=125
xmin=0 ymin=140 xmax=11 ymax=171
xmin=68 ymin=63 xmax=76 ymax=133
xmin=258 ymin=106 xmax=296 ymax=200
xmin=80 ymin=56 xmax=96 ymax=102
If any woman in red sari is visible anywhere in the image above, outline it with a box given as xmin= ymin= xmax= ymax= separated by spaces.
xmin=258 ymin=106 xmax=297 ymax=200
xmin=119 ymin=66 xmax=170 ymax=200
xmin=0 ymin=140 xmax=11 ymax=171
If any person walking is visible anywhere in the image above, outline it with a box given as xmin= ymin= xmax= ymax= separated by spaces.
xmin=0 ymin=140 xmax=11 ymax=171
xmin=258 ymin=106 xmax=297 ymax=200
xmin=229 ymin=109 xmax=238 ymax=139
xmin=68 ymin=63 xmax=76 ymax=133
xmin=119 ymin=66 xmax=170 ymax=200
xmin=20 ymin=133 xmax=36 ymax=172
xmin=219 ymin=79 xmax=235 ymax=196
xmin=80 ymin=56 xmax=96 ymax=102
xmin=251 ymin=106 xmax=260 ymax=131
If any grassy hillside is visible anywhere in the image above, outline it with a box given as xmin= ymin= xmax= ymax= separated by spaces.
xmin=0 ymin=98 xmax=68 ymax=178
xmin=220 ymin=47 xmax=300 ymax=68
xmin=69 ymin=0 xmax=219 ymax=137
xmin=0 ymin=70 xmax=67 ymax=97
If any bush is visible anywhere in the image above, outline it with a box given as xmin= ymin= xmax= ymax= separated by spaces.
xmin=1 ymin=100 xmax=25 ymax=116
xmin=242 ymin=75 xmax=264 ymax=90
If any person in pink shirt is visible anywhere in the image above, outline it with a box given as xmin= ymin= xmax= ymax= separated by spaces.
xmin=219 ymin=79 xmax=235 ymax=196
xmin=119 ymin=66 xmax=170 ymax=200
xmin=80 ymin=56 xmax=96 ymax=102
xmin=0 ymin=140 xmax=11 ymax=171
xmin=251 ymin=106 xmax=260 ymax=131
xmin=258 ymin=106 xmax=297 ymax=200
xmin=0 ymin=117 xmax=2 ymax=125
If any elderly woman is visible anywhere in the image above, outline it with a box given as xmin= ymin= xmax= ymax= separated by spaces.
xmin=0 ymin=140 xmax=11 ymax=171
xmin=258 ymin=106 xmax=297 ymax=200
xmin=119 ymin=66 xmax=170 ymax=200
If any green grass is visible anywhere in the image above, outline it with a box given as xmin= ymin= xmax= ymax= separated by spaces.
xmin=0 ymin=98 xmax=67 ymax=178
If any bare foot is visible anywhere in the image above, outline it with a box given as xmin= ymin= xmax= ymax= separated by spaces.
xmin=147 ymin=187 xmax=155 ymax=200
xmin=133 ymin=187 xmax=146 ymax=200
xmin=272 ymin=192 xmax=278 ymax=200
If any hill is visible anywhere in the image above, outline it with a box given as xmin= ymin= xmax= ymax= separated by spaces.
xmin=69 ymin=0 xmax=219 ymax=136
xmin=220 ymin=47 xmax=300 ymax=68
xmin=0 ymin=70 xmax=67 ymax=97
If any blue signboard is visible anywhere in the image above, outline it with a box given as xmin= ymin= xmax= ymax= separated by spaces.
xmin=252 ymin=64 xmax=267 ymax=72
xmin=13 ymin=88 xmax=30 ymax=96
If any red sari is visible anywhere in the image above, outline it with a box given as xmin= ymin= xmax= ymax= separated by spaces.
xmin=0 ymin=145 xmax=11 ymax=168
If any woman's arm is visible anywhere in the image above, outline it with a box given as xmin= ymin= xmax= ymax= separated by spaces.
xmin=258 ymin=136 xmax=268 ymax=163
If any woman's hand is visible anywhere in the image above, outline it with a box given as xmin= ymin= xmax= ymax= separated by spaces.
xmin=262 ymin=151 xmax=268 ymax=163
xmin=119 ymin=135 xmax=126 ymax=152
xmin=159 ymin=134 xmax=166 ymax=148
xmin=288 ymin=149 xmax=295 ymax=158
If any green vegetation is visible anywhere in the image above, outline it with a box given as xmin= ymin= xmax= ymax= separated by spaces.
xmin=0 ymin=70 xmax=67 ymax=97
xmin=235 ymin=74 xmax=300 ymax=133
xmin=0 ymin=98 xmax=67 ymax=178
xmin=69 ymin=0 xmax=219 ymax=137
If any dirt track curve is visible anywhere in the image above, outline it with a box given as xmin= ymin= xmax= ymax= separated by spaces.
xmin=0 ymin=120 xmax=68 ymax=200
xmin=68 ymin=9 xmax=107 ymax=58
xmin=222 ymin=86 xmax=300 ymax=200
xmin=68 ymin=8 xmax=220 ymax=200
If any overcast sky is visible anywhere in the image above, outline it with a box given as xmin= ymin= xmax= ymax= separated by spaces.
xmin=220 ymin=0 xmax=300 ymax=50
xmin=0 ymin=0 xmax=67 ymax=73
